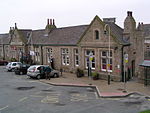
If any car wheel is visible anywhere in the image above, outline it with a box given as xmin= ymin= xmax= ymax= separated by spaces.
xmin=20 ymin=71 xmax=23 ymax=75
xmin=54 ymin=73 xmax=58 ymax=78
xmin=11 ymin=68 xmax=15 ymax=72
xmin=37 ymin=74 xmax=41 ymax=79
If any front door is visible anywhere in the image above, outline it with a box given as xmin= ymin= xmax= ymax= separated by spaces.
xmin=131 ymin=60 xmax=135 ymax=77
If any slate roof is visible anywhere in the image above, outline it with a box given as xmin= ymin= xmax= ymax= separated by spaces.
xmin=105 ymin=22 xmax=129 ymax=45
xmin=31 ymin=25 xmax=89 ymax=45
xmin=139 ymin=60 xmax=150 ymax=67
xmin=0 ymin=33 xmax=10 ymax=44
xmin=31 ymin=22 xmax=127 ymax=46
xmin=17 ymin=29 xmax=32 ymax=43
xmin=143 ymin=24 xmax=150 ymax=38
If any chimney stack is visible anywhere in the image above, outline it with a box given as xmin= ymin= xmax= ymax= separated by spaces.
xmin=15 ymin=23 xmax=17 ymax=29
xmin=53 ymin=19 xmax=55 ymax=25
xmin=50 ymin=19 xmax=52 ymax=25
xmin=127 ymin=11 xmax=132 ymax=17
xmin=47 ymin=19 xmax=49 ymax=25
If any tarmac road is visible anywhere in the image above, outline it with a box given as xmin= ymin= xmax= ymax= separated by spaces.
xmin=0 ymin=66 xmax=150 ymax=113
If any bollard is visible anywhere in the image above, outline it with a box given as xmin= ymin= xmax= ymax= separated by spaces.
xmin=108 ymin=75 xmax=110 ymax=85
xmin=60 ymin=68 xmax=63 ymax=76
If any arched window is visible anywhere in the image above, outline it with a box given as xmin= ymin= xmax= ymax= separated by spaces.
xmin=95 ymin=30 xmax=99 ymax=40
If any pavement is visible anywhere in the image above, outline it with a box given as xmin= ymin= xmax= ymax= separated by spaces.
xmin=40 ymin=72 xmax=150 ymax=98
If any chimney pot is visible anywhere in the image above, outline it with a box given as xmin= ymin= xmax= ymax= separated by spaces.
xmin=127 ymin=11 xmax=132 ymax=17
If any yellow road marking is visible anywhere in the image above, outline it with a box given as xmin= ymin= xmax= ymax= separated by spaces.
xmin=71 ymin=93 xmax=89 ymax=102
xmin=0 ymin=105 xmax=9 ymax=111
xmin=148 ymin=99 xmax=150 ymax=101
xmin=41 ymin=96 xmax=59 ymax=103
xmin=18 ymin=97 xmax=28 ymax=102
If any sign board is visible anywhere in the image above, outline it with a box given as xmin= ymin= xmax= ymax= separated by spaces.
xmin=89 ymin=52 xmax=93 ymax=61
xmin=30 ymin=51 xmax=35 ymax=56
xmin=124 ymin=54 xmax=128 ymax=63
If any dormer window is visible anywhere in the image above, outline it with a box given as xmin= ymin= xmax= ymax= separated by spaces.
xmin=94 ymin=30 xmax=99 ymax=40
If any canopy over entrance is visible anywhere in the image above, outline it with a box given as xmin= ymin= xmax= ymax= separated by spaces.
xmin=139 ymin=60 xmax=150 ymax=86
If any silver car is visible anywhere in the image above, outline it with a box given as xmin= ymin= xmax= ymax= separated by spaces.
xmin=6 ymin=62 xmax=22 ymax=72
xmin=27 ymin=65 xmax=59 ymax=79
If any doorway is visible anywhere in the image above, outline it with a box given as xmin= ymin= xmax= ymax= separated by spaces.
xmin=131 ymin=60 xmax=135 ymax=77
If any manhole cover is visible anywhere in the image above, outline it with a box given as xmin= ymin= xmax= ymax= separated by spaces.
xmin=16 ymin=86 xmax=35 ymax=90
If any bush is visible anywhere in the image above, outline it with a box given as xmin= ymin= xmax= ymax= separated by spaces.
xmin=91 ymin=72 xmax=99 ymax=80
xmin=76 ymin=68 xmax=84 ymax=77
xmin=10 ymin=58 xmax=17 ymax=62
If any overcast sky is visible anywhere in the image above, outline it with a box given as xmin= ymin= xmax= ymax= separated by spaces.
xmin=0 ymin=0 xmax=149 ymax=33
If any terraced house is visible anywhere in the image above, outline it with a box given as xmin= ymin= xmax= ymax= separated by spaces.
xmin=0 ymin=11 xmax=150 ymax=82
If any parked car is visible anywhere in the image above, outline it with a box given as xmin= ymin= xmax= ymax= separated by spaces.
xmin=27 ymin=65 xmax=59 ymax=79
xmin=0 ymin=60 xmax=8 ymax=66
xmin=14 ymin=64 xmax=30 ymax=75
xmin=6 ymin=62 xmax=22 ymax=72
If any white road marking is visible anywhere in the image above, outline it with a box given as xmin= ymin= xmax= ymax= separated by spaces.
xmin=95 ymin=92 xmax=99 ymax=99
xmin=30 ymin=95 xmax=44 ymax=98
xmin=18 ymin=97 xmax=28 ymax=102
xmin=0 ymin=105 xmax=9 ymax=111
xmin=46 ymin=87 xmax=53 ymax=90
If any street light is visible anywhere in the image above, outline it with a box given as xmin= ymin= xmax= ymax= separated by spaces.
xmin=104 ymin=24 xmax=111 ymax=85
xmin=19 ymin=49 xmax=23 ymax=63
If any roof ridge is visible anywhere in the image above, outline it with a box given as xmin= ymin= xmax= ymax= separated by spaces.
xmin=57 ymin=24 xmax=89 ymax=29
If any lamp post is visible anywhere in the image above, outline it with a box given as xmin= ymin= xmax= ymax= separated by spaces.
xmin=19 ymin=49 xmax=23 ymax=63
xmin=104 ymin=24 xmax=111 ymax=85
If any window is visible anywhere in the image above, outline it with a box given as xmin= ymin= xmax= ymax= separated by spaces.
xmin=74 ymin=49 xmax=79 ymax=66
xmin=95 ymin=30 xmax=99 ymax=40
xmin=46 ymin=48 xmax=52 ymax=63
xmin=35 ymin=48 xmax=40 ymax=62
xmin=145 ymin=51 xmax=150 ymax=59
xmin=85 ymin=50 xmax=95 ymax=69
xmin=101 ymin=50 xmax=113 ymax=72
xmin=61 ymin=48 xmax=69 ymax=65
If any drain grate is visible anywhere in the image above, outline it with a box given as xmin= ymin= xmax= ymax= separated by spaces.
xmin=16 ymin=86 xmax=35 ymax=90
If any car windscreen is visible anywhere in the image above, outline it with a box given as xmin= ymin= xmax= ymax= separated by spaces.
xmin=12 ymin=63 xmax=17 ymax=66
xmin=28 ymin=66 xmax=36 ymax=70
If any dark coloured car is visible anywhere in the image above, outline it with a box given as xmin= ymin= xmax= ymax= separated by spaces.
xmin=0 ymin=60 xmax=8 ymax=66
xmin=14 ymin=64 xmax=30 ymax=75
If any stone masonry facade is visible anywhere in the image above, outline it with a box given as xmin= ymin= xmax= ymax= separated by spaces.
xmin=0 ymin=11 xmax=150 ymax=82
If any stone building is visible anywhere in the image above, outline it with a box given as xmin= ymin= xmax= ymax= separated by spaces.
xmin=0 ymin=11 xmax=149 ymax=82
